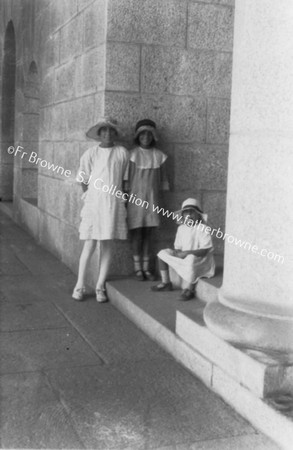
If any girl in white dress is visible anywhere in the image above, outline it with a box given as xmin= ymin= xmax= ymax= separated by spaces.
xmin=72 ymin=117 xmax=129 ymax=303
xmin=151 ymin=198 xmax=215 ymax=301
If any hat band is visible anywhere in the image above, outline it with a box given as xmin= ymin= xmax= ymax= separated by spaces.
xmin=182 ymin=204 xmax=203 ymax=213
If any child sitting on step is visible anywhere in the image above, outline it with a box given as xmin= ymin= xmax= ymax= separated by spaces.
xmin=151 ymin=198 xmax=215 ymax=301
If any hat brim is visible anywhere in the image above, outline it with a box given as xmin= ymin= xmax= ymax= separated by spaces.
xmin=174 ymin=206 xmax=208 ymax=223
xmin=134 ymin=125 xmax=158 ymax=142
xmin=86 ymin=121 xmax=119 ymax=141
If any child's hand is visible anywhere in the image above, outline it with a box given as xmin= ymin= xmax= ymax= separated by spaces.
xmin=175 ymin=250 xmax=187 ymax=259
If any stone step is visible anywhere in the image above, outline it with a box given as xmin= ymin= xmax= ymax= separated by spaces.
xmin=107 ymin=278 xmax=293 ymax=450
xmin=176 ymin=309 xmax=291 ymax=398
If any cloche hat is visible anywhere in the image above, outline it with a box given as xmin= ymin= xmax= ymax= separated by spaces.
xmin=175 ymin=198 xmax=208 ymax=222
xmin=134 ymin=119 xmax=158 ymax=142
xmin=86 ymin=116 xmax=119 ymax=140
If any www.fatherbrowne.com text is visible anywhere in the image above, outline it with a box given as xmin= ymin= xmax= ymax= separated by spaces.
xmin=8 ymin=145 xmax=285 ymax=265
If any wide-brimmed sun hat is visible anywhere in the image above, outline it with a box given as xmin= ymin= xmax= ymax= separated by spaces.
xmin=175 ymin=198 xmax=208 ymax=222
xmin=134 ymin=119 xmax=158 ymax=142
xmin=86 ymin=116 xmax=119 ymax=140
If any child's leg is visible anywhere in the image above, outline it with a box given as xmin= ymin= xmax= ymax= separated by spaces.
xmin=96 ymin=240 xmax=112 ymax=290
xmin=130 ymin=228 xmax=144 ymax=280
xmin=151 ymin=256 xmax=172 ymax=291
xmin=158 ymin=258 xmax=171 ymax=284
xmin=142 ymin=227 xmax=155 ymax=280
xmin=75 ymin=239 xmax=97 ymax=288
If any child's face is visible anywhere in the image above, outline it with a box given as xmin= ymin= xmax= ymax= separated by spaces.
xmin=138 ymin=130 xmax=153 ymax=148
xmin=182 ymin=208 xmax=201 ymax=225
xmin=99 ymin=126 xmax=117 ymax=146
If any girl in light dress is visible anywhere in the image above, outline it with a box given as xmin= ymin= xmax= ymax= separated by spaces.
xmin=72 ymin=117 xmax=129 ymax=303
xmin=125 ymin=119 xmax=169 ymax=281
xmin=151 ymin=198 xmax=215 ymax=301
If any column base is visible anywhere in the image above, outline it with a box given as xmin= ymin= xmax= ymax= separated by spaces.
xmin=204 ymin=301 xmax=293 ymax=360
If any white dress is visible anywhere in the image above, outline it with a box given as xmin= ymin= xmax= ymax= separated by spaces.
xmin=77 ymin=145 xmax=129 ymax=240
xmin=158 ymin=223 xmax=215 ymax=284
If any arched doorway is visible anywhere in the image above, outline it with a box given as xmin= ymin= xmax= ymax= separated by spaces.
xmin=0 ymin=20 xmax=16 ymax=201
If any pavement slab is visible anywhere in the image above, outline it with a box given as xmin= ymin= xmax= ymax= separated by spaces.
xmin=46 ymin=362 xmax=256 ymax=450
xmin=0 ymin=328 xmax=103 ymax=374
xmin=0 ymin=301 xmax=69 ymax=332
xmin=53 ymin=296 xmax=172 ymax=364
xmin=0 ymin=372 xmax=84 ymax=449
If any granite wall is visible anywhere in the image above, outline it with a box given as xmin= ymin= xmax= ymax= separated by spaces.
xmin=0 ymin=0 xmax=234 ymax=283
xmin=104 ymin=0 xmax=234 ymax=255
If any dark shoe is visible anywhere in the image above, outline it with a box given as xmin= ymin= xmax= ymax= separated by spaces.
xmin=151 ymin=282 xmax=173 ymax=292
xmin=143 ymin=270 xmax=156 ymax=281
xmin=178 ymin=289 xmax=194 ymax=301
xmin=134 ymin=270 xmax=145 ymax=281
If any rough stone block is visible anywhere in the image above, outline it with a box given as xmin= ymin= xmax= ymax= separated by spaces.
xmin=106 ymin=42 xmax=140 ymax=92
xmin=58 ymin=182 xmax=81 ymax=226
xmin=202 ymin=190 xmax=226 ymax=253
xmin=23 ymin=97 xmax=40 ymax=115
xmin=55 ymin=60 xmax=76 ymax=102
xmin=141 ymin=45 xmax=233 ymax=98
xmin=38 ymin=175 xmax=64 ymax=219
xmin=53 ymin=142 xmax=80 ymax=180
xmin=51 ymin=103 xmax=67 ymax=140
xmin=50 ymin=0 xmax=78 ymax=32
xmin=38 ymin=209 xmax=63 ymax=259
xmin=0 ymin=163 xmax=13 ymax=187
xmin=188 ymin=3 xmax=234 ymax=52
xmin=60 ymin=220 xmax=81 ymax=273
xmin=173 ymin=147 xmax=194 ymax=192
xmin=78 ymin=0 xmax=95 ymax=11
xmin=199 ymin=0 xmax=235 ymax=4
xmin=174 ymin=143 xmax=228 ymax=191
xmin=39 ymin=33 xmax=59 ymax=77
xmin=107 ymin=0 xmax=187 ymax=47
xmin=19 ymin=198 xmax=40 ymax=241
xmin=1 ymin=143 xmax=16 ymax=164
xmin=83 ymin=0 xmax=106 ymax=48
xmin=104 ymin=92 xmax=206 ymax=143
xmin=64 ymin=95 xmax=96 ymax=141
xmin=39 ymin=106 xmax=53 ymax=141
xmin=37 ymin=142 xmax=54 ymax=174
xmin=21 ymin=168 xmax=38 ymax=198
xmin=192 ymin=144 xmax=229 ymax=190
xmin=207 ymin=98 xmax=231 ymax=144
xmin=60 ymin=15 xmax=83 ymax=64
xmin=76 ymin=46 xmax=105 ymax=96
xmin=40 ymin=71 xmax=54 ymax=107
xmin=23 ymin=113 xmax=40 ymax=142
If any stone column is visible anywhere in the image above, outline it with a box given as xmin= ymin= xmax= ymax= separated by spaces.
xmin=204 ymin=0 xmax=293 ymax=357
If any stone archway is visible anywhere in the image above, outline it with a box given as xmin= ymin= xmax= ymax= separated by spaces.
xmin=0 ymin=20 xmax=16 ymax=201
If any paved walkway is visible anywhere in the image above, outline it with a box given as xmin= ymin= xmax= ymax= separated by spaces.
xmin=0 ymin=209 xmax=279 ymax=449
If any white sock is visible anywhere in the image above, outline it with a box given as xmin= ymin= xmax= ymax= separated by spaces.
xmin=160 ymin=270 xmax=170 ymax=284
